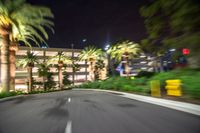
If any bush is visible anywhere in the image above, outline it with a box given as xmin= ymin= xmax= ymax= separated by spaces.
xmin=149 ymin=69 xmax=200 ymax=99
xmin=45 ymin=72 xmax=56 ymax=90
xmin=78 ymin=76 xmax=150 ymax=94
xmin=149 ymin=71 xmax=178 ymax=90
xmin=180 ymin=73 xmax=200 ymax=99
xmin=136 ymin=71 xmax=155 ymax=78
xmin=79 ymin=69 xmax=200 ymax=99
xmin=0 ymin=91 xmax=19 ymax=98
xmin=63 ymin=74 xmax=72 ymax=86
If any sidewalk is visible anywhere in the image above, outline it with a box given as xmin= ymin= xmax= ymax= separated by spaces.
xmin=73 ymin=88 xmax=200 ymax=116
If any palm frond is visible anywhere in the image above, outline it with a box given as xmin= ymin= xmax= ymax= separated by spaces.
xmin=107 ymin=40 xmax=142 ymax=61
xmin=48 ymin=51 xmax=72 ymax=65
xmin=79 ymin=45 xmax=105 ymax=61
xmin=17 ymin=51 xmax=38 ymax=68
xmin=0 ymin=0 xmax=54 ymax=47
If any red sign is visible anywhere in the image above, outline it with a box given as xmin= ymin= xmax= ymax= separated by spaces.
xmin=182 ymin=48 xmax=190 ymax=55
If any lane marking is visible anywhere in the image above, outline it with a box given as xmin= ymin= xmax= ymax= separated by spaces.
xmin=65 ymin=121 xmax=72 ymax=133
xmin=68 ymin=98 xmax=71 ymax=103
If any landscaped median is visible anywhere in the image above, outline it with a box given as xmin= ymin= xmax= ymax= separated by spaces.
xmin=78 ymin=68 xmax=200 ymax=101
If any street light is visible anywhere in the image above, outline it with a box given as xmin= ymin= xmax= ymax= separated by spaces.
xmin=104 ymin=44 xmax=111 ymax=77
xmin=104 ymin=44 xmax=110 ymax=51
xmin=169 ymin=48 xmax=176 ymax=52
xmin=82 ymin=39 xmax=87 ymax=42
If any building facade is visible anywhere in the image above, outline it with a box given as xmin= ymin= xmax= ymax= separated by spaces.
xmin=10 ymin=46 xmax=89 ymax=91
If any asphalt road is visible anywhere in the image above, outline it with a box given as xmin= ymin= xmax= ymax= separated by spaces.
xmin=0 ymin=90 xmax=199 ymax=133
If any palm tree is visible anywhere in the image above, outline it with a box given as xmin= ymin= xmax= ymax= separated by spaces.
xmin=79 ymin=46 xmax=105 ymax=81
xmin=0 ymin=0 xmax=54 ymax=93
xmin=17 ymin=51 xmax=38 ymax=93
xmin=107 ymin=41 xmax=141 ymax=76
xmin=49 ymin=51 xmax=71 ymax=89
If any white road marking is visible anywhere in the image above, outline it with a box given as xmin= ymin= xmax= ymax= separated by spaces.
xmin=65 ymin=121 xmax=72 ymax=133
xmin=68 ymin=98 xmax=71 ymax=103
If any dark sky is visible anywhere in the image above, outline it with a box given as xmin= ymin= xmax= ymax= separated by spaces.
xmin=27 ymin=0 xmax=148 ymax=49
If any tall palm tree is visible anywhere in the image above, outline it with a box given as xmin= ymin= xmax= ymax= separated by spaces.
xmin=79 ymin=46 xmax=105 ymax=81
xmin=17 ymin=51 xmax=38 ymax=93
xmin=107 ymin=41 xmax=141 ymax=76
xmin=49 ymin=51 xmax=71 ymax=89
xmin=0 ymin=0 xmax=54 ymax=93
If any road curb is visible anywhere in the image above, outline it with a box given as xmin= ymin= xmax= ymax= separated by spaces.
xmin=73 ymin=88 xmax=200 ymax=116
xmin=0 ymin=95 xmax=26 ymax=102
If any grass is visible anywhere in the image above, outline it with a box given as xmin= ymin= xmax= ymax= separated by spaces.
xmin=79 ymin=68 xmax=200 ymax=99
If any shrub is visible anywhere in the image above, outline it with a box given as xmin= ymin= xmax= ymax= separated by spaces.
xmin=63 ymin=74 xmax=72 ymax=86
xmin=0 ymin=92 xmax=17 ymax=98
xmin=78 ymin=69 xmax=200 ymax=99
xmin=149 ymin=69 xmax=200 ymax=99
xmin=79 ymin=76 xmax=150 ymax=94
xmin=180 ymin=72 xmax=200 ymax=99
xmin=136 ymin=71 xmax=155 ymax=78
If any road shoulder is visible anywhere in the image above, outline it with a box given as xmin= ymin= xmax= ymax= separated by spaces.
xmin=73 ymin=88 xmax=200 ymax=116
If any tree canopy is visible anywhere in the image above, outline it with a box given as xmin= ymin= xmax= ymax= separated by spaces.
xmin=17 ymin=51 xmax=38 ymax=68
xmin=140 ymin=0 xmax=200 ymax=55
xmin=48 ymin=51 xmax=72 ymax=65
xmin=0 ymin=0 xmax=54 ymax=47
xmin=79 ymin=46 xmax=105 ymax=62
xmin=107 ymin=40 xmax=141 ymax=61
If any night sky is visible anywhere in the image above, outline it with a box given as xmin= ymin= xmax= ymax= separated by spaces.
xmin=27 ymin=0 xmax=149 ymax=49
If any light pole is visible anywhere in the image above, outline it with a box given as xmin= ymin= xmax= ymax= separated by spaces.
xmin=71 ymin=43 xmax=75 ymax=85
xmin=104 ymin=44 xmax=111 ymax=76
xmin=81 ymin=39 xmax=88 ymax=81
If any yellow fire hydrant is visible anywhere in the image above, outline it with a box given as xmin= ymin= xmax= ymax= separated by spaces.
xmin=165 ymin=79 xmax=182 ymax=96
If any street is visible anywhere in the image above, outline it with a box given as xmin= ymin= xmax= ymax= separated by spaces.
xmin=0 ymin=90 xmax=200 ymax=133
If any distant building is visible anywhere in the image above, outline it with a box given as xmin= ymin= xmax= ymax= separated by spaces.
xmin=1 ymin=46 xmax=89 ymax=92
xmin=118 ymin=53 xmax=156 ymax=76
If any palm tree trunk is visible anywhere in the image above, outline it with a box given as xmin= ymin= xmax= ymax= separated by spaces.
xmin=125 ymin=61 xmax=129 ymax=77
xmin=89 ymin=61 xmax=94 ymax=81
xmin=43 ymin=50 xmax=46 ymax=91
xmin=85 ymin=60 xmax=88 ymax=81
xmin=72 ymin=48 xmax=75 ymax=85
xmin=43 ymin=72 xmax=46 ymax=91
xmin=72 ymin=66 xmax=75 ymax=85
xmin=9 ymin=50 xmax=16 ymax=91
xmin=27 ymin=66 xmax=33 ymax=93
xmin=58 ymin=66 xmax=63 ymax=89
xmin=159 ymin=56 xmax=164 ymax=72
xmin=111 ymin=59 xmax=115 ymax=76
xmin=0 ymin=34 xmax=10 ymax=93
